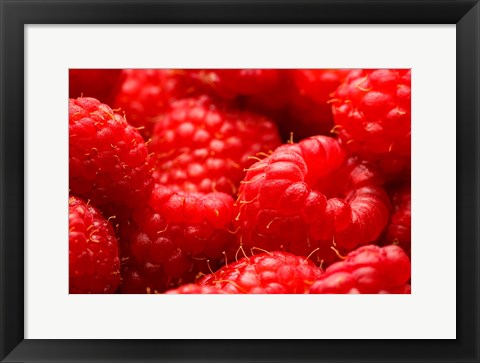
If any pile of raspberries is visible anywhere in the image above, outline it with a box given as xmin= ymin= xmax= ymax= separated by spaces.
xmin=69 ymin=69 xmax=411 ymax=294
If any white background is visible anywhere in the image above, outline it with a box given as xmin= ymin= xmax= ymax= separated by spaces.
xmin=25 ymin=25 xmax=456 ymax=339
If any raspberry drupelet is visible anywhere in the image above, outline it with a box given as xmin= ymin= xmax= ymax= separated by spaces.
xmin=113 ymin=69 xmax=207 ymax=139
xmin=69 ymin=97 xmax=153 ymax=210
xmin=120 ymin=184 xmax=237 ymax=293
xmin=149 ymin=96 xmax=282 ymax=196
xmin=234 ymin=135 xmax=390 ymax=265
xmin=308 ymin=244 xmax=411 ymax=294
xmin=331 ymin=69 xmax=411 ymax=179
xmin=69 ymin=195 xmax=120 ymax=294
xmin=165 ymin=284 xmax=227 ymax=294
xmin=185 ymin=69 xmax=282 ymax=100
xmin=199 ymin=251 xmax=323 ymax=293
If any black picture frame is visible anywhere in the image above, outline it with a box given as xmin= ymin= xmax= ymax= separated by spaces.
xmin=1 ymin=0 xmax=479 ymax=362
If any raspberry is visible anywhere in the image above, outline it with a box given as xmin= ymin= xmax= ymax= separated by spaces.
xmin=113 ymin=69 xmax=205 ymax=139
xmin=235 ymin=135 xmax=390 ymax=265
xmin=384 ymin=184 xmax=411 ymax=255
xmin=308 ymin=245 xmax=411 ymax=294
xmin=165 ymin=284 xmax=226 ymax=294
xmin=120 ymin=184 xmax=236 ymax=293
xmin=149 ymin=96 xmax=281 ymax=195
xmin=69 ymin=195 xmax=120 ymax=293
xmin=331 ymin=69 xmax=411 ymax=178
xmin=69 ymin=69 xmax=124 ymax=105
xmin=187 ymin=69 xmax=281 ymax=99
xmin=69 ymin=97 xmax=153 ymax=209
xmin=199 ymin=251 xmax=323 ymax=293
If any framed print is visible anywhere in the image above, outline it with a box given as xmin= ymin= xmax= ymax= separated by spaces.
xmin=1 ymin=0 xmax=479 ymax=362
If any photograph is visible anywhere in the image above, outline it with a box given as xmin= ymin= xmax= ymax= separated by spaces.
xmin=2 ymin=0 xmax=478 ymax=361
xmin=69 ymin=69 xmax=412 ymax=294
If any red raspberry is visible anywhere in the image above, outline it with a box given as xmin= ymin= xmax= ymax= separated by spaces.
xmin=69 ymin=69 xmax=124 ymax=105
xmin=308 ymin=245 xmax=411 ymax=294
xmin=113 ymin=69 xmax=205 ymax=139
xmin=235 ymin=135 xmax=390 ymax=265
xmin=69 ymin=97 xmax=153 ymax=209
xmin=166 ymin=284 xmax=226 ymax=294
xmin=384 ymin=184 xmax=411 ymax=255
xmin=187 ymin=69 xmax=281 ymax=99
xmin=69 ymin=195 xmax=120 ymax=293
xmin=199 ymin=251 xmax=323 ymax=293
xmin=149 ymin=96 xmax=281 ymax=195
xmin=331 ymin=69 xmax=411 ymax=179
xmin=120 ymin=184 xmax=236 ymax=293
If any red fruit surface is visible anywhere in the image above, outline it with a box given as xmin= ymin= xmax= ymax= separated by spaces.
xmin=166 ymin=284 xmax=226 ymax=294
xmin=69 ymin=97 xmax=153 ymax=209
xmin=235 ymin=135 xmax=390 ymax=265
xmin=69 ymin=69 xmax=124 ymax=105
xmin=113 ymin=69 xmax=205 ymax=139
xmin=200 ymin=251 xmax=323 ymax=293
xmin=308 ymin=245 xmax=411 ymax=294
xmin=149 ymin=96 xmax=282 ymax=195
xmin=385 ymin=184 xmax=411 ymax=255
xmin=120 ymin=184 xmax=236 ymax=293
xmin=69 ymin=195 xmax=120 ymax=293
xmin=186 ymin=69 xmax=281 ymax=99
xmin=331 ymin=69 xmax=411 ymax=179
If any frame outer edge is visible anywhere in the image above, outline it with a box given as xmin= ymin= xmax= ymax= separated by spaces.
xmin=0 ymin=0 xmax=5 ymax=358
xmin=1 ymin=0 xmax=479 ymax=362
xmin=0 ymin=0 xmax=477 ymax=24
xmin=457 ymin=1 xmax=480 ymax=361
xmin=1 ymin=1 xmax=26 ymax=362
